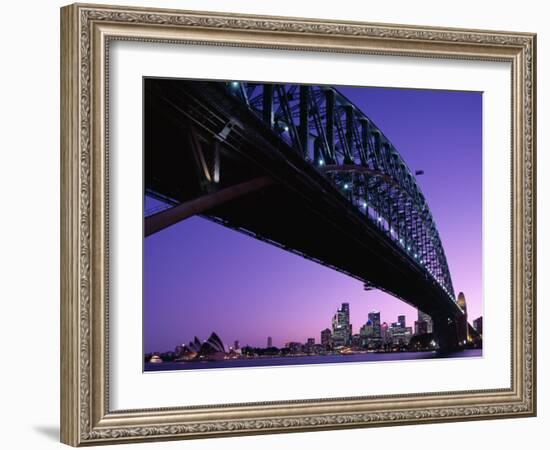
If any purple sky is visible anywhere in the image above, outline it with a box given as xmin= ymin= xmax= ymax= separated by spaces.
xmin=144 ymin=85 xmax=482 ymax=353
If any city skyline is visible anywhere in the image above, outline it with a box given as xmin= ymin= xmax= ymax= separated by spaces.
xmin=150 ymin=301 xmax=424 ymax=353
xmin=146 ymin=299 xmax=482 ymax=358
xmin=144 ymin=84 xmax=482 ymax=354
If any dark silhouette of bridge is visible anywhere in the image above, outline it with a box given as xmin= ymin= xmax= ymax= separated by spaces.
xmin=144 ymin=78 xmax=470 ymax=350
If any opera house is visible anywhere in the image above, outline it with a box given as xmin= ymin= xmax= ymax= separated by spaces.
xmin=175 ymin=332 xmax=229 ymax=362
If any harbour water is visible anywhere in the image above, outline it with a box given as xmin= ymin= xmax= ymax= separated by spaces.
xmin=145 ymin=348 xmax=482 ymax=372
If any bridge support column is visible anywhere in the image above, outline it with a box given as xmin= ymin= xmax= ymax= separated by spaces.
xmin=432 ymin=315 xmax=460 ymax=352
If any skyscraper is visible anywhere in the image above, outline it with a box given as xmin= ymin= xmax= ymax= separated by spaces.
xmin=332 ymin=302 xmax=352 ymax=347
xmin=368 ymin=311 xmax=381 ymax=338
xmin=380 ymin=322 xmax=390 ymax=346
xmin=397 ymin=315 xmax=406 ymax=328
xmin=267 ymin=336 xmax=273 ymax=348
xmin=359 ymin=320 xmax=374 ymax=348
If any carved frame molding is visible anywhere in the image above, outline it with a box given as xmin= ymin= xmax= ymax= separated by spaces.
xmin=60 ymin=3 xmax=536 ymax=446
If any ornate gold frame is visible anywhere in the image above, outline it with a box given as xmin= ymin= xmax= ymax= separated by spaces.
xmin=60 ymin=3 xmax=536 ymax=446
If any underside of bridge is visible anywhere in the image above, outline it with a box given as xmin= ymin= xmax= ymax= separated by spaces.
xmin=144 ymin=78 xmax=468 ymax=350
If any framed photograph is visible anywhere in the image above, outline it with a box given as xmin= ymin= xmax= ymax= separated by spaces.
xmin=60 ymin=3 xmax=536 ymax=446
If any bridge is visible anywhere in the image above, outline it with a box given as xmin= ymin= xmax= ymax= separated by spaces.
xmin=144 ymin=78 xmax=469 ymax=350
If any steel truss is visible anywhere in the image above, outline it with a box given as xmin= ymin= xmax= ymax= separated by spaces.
xmin=228 ymin=82 xmax=455 ymax=300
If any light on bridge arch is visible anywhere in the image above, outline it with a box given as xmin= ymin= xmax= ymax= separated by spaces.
xmin=230 ymin=81 xmax=239 ymax=88
xmin=318 ymin=159 xmax=324 ymax=166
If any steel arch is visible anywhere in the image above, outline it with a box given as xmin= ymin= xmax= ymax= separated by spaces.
xmin=227 ymin=81 xmax=455 ymax=300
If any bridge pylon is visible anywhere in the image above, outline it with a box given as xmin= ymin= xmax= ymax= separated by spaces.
xmin=432 ymin=315 xmax=461 ymax=352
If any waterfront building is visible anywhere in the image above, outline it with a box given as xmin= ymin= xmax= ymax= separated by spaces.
xmin=368 ymin=311 xmax=381 ymax=338
xmin=359 ymin=320 xmax=374 ymax=348
xmin=380 ymin=321 xmax=390 ymax=346
xmin=312 ymin=344 xmax=324 ymax=354
xmin=332 ymin=302 xmax=352 ymax=347
xmin=179 ymin=332 xmax=227 ymax=361
xmin=388 ymin=325 xmax=414 ymax=346
xmin=286 ymin=341 xmax=303 ymax=354
xmin=321 ymin=328 xmax=332 ymax=349
xmin=149 ymin=354 xmax=163 ymax=364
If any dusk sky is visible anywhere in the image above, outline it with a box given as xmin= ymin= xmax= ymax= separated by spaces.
xmin=144 ymin=84 xmax=482 ymax=354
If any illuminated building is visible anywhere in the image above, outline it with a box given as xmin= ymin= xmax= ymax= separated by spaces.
xmin=181 ymin=332 xmax=227 ymax=361
xmin=321 ymin=328 xmax=332 ymax=349
xmin=332 ymin=302 xmax=352 ymax=347
xmin=380 ymin=322 xmax=390 ymax=345
xmin=149 ymin=354 xmax=163 ymax=364
xmin=359 ymin=320 xmax=374 ymax=347
xmin=368 ymin=311 xmax=381 ymax=338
